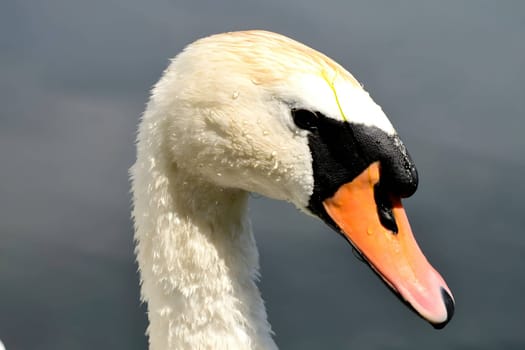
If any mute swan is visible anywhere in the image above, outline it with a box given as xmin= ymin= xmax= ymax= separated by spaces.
xmin=131 ymin=30 xmax=454 ymax=350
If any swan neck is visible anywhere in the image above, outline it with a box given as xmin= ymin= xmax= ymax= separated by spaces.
xmin=131 ymin=115 xmax=277 ymax=350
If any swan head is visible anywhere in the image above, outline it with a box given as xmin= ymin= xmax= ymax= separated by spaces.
xmin=152 ymin=30 xmax=454 ymax=328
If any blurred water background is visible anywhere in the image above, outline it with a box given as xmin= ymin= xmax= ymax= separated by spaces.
xmin=1 ymin=1 xmax=524 ymax=349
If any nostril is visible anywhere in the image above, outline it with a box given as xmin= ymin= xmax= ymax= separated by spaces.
xmin=431 ymin=288 xmax=455 ymax=329
xmin=373 ymin=183 xmax=398 ymax=234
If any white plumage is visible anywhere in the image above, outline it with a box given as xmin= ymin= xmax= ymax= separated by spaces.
xmin=131 ymin=30 xmax=453 ymax=350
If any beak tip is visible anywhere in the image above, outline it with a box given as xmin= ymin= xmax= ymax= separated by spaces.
xmin=430 ymin=287 xmax=455 ymax=330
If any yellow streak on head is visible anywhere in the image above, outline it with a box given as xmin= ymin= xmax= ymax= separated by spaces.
xmin=321 ymin=69 xmax=348 ymax=122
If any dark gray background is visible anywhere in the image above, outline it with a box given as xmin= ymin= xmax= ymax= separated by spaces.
xmin=1 ymin=1 xmax=524 ymax=349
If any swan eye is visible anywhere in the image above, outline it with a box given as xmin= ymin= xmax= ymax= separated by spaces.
xmin=291 ymin=108 xmax=319 ymax=132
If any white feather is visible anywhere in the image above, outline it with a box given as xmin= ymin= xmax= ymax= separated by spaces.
xmin=131 ymin=30 xmax=400 ymax=349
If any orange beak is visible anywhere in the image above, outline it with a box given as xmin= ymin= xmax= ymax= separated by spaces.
xmin=323 ymin=162 xmax=454 ymax=327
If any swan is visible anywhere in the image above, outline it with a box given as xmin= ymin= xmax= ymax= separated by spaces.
xmin=130 ymin=30 xmax=454 ymax=350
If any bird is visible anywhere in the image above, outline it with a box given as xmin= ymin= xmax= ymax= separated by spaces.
xmin=130 ymin=30 xmax=454 ymax=350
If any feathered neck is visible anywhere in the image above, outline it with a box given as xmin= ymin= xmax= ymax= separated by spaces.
xmin=131 ymin=108 xmax=278 ymax=350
